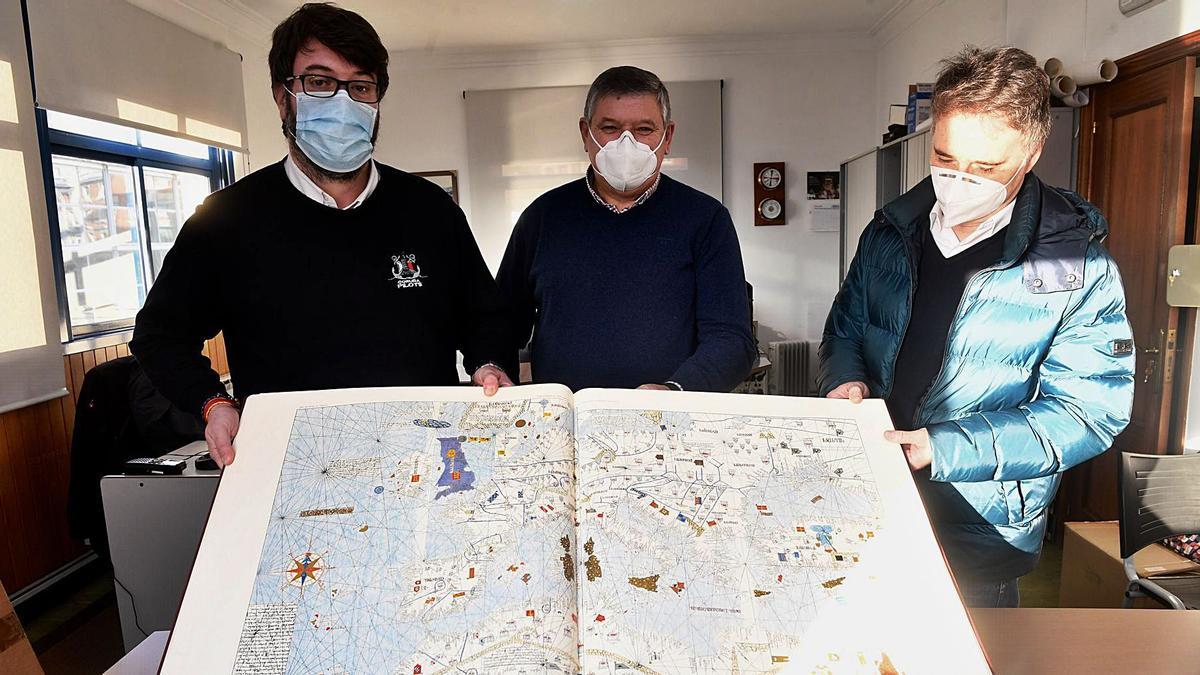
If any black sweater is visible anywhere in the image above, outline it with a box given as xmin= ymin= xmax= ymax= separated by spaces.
xmin=496 ymin=174 xmax=756 ymax=392
xmin=886 ymin=219 xmax=1007 ymax=431
xmin=131 ymin=161 xmax=516 ymax=415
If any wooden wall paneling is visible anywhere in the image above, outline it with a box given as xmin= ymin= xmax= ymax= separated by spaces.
xmin=2 ymin=407 xmax=38 ymax=587
xmin=0 ymin=385 xmax=81 ymax=591
xmin=30 ymin=402 xmax=68 ymax=567
xmin=67 ymin=353 xmax=84 ymax=399
xmin=47 ymin=394 xmax=72 ymax=565
xmin=19 ymin=404 xmax=54 ymax=583
xmin=61 ymin=359 xmax=76 ymax=431
xmin=0 ymin=413 xmax=23 ymax=588
xmin=65 ymin=354 xmax=84 ymax=446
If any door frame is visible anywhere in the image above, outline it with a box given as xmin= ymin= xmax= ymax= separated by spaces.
xmin=1076 ymin=31 xmax=1200 ymax=456
xmin=1053 ymin=30 xmax=1200 ymax=533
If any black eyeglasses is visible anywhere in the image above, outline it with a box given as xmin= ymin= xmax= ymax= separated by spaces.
xmin=285 ymin=74 xmax=381 ymax=104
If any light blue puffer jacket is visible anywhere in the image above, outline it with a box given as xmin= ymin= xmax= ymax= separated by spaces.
xmin=818 ymin=174 xmax=1135 ymax=580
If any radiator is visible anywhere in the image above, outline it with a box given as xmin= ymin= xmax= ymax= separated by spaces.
xmin=766 ymin=340 xmax=817 ymax=396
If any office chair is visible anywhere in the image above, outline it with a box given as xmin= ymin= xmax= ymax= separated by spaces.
xmin=1118 ymin=451 xmax=1200 ymax=609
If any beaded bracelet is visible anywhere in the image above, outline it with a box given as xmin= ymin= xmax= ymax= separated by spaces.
xmin=201 ymin=394 xmax=239 ymax=422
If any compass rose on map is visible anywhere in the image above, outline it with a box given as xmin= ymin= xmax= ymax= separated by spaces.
xmin=288 ymin=552 xmax=323 ymax=586
xmin=277 ymin=546 xmax=333 ymax=596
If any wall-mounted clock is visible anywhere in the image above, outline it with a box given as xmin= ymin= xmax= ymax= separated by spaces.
xmin=754 ymin=162 xmax=785 ymax=226
xmin=758 ymin=198 xmax=782 ymax=220
xmin=758 ymin=166 xmax=782 ymax=190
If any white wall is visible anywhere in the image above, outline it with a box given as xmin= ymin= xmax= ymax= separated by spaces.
xmin=873 ymin=0 xmax=1006 ymax=133
xmin=873 ymin=0 xmax=1200 ymax=133
xmin=239 ymin=44 xmax=288 ymax=174
xmin=238 ymin=34 xmax=877 ymax=344
xmin=1008 ymin=0 xmax=1200 ymax=72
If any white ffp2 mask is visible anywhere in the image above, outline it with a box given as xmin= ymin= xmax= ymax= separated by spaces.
xmin=930 ymin=159 xmax=1026 ymax=228
xmin=590 ymin=129 xmax=665 ymax=192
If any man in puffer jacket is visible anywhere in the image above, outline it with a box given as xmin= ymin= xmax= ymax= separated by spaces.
xmin=818 ymin=46 xmax=1134 ymax=607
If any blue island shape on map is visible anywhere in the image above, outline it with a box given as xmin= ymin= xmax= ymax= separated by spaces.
xmin=435 ymin=437 xmax=476 ymax=499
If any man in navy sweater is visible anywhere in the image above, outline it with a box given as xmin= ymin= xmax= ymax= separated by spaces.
xmin=496 ymin=66 xmax=756 ymax=392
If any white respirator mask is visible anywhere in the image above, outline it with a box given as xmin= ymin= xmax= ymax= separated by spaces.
xmin=929 ymin=158 xmax=1027 ymax=228
xmin=589 ymin=128 xmax=665 ymax=192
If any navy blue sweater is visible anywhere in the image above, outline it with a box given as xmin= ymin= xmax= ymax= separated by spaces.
xmin=496 ymin=174 xmax=756 ymax=391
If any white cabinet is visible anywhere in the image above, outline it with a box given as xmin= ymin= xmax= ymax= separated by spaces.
xmin=840 ymin=149 xmax=878 ymax=279
xmin=838 ymin=129 xmax=928 ymax=280
xmin=901 ymin=129 xmax=931 ymax=191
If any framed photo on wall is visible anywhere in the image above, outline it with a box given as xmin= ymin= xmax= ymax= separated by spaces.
xmin=413 ymin=170 xmax=459 ymax=204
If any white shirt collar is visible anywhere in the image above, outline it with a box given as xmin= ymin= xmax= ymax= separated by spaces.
xmin=284 ymin=154 xmax=380 ymax=210
xmin=929 ymin=199 xmax=1016 ymax=258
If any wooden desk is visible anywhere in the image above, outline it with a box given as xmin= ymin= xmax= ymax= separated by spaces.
xmin=105 ymin=609 xmax=1200 ymax=674
xmin=973 ymin=608 xmax=1200 ymax=674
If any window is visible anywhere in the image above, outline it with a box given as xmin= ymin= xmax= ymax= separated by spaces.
xmin=41 ymin=110 xmax=235 ymax=340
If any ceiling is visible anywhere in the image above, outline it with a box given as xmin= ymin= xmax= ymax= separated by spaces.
xmin=130 ymin=0 xmax=907 ymax=52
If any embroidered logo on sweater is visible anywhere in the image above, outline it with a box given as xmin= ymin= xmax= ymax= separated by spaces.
xmin=390 ymin=253 xmax=424 ymax=288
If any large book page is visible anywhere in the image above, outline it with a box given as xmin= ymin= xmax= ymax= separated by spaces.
xmin=571 ymin=389 xmax=990 ymax=674
xmin=162 ymin=384 xmax=579 ymax=674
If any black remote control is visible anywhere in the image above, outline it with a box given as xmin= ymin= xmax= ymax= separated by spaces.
xmin=123 ymin=457 xmax=188 ymax=475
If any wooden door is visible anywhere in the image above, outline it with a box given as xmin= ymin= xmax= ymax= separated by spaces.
xmin=1065 ymin=57 xmax=1195 ymax=522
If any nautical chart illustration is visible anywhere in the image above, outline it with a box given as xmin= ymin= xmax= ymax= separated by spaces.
xmin=231 ymin=394 xmax=579 ymax=674
xmin=573 ymin=403 xmax=888 ymax=673
xmin=163 ymin=387 xmax=990 ymax=675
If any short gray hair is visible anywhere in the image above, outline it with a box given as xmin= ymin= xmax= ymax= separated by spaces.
xmin=933 ymin=46 xmax=1052 ymax=147
xmin=583 ymin=66 xmax=671 ymax=125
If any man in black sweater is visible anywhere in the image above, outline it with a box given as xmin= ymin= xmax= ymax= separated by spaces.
xmin=131 ymin=4 xmax=515 ymax=467
xmin=496 ymin=66 xmax=756 ymax=392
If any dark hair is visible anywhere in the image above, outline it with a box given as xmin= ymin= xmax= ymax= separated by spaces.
xmin=269 ymin=3 xmax=389 ymax=97
xmin=584 ymin=66 xmax=671 ymax=125
xmin=932 ymin=46 xmax=1051 ymax=146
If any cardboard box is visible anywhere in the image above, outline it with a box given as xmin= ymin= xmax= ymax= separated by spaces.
xmin=1058 ymin=521 xmax=1200 ymax=609
xmin=0 ymin=579 xmax=42 ymax=674
xmin=906 ymin=93 xmax=932 ymax=133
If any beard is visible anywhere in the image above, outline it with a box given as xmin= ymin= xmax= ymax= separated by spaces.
xmin=282 ymin=100 xmax=381 ymax=184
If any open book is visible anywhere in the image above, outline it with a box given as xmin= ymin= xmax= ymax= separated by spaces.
xmin=162 ymin=385 xmax=990 ymax=674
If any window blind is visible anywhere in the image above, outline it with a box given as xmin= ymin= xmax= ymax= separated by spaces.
xmin=0 ymin=0 xmax=66 ymax=413
xmin=25 ymin=0 xmax=249 ymax=152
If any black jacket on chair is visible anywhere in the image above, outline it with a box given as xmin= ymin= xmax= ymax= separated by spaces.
xmin=66 ymin=356 xmax=204 ymax=563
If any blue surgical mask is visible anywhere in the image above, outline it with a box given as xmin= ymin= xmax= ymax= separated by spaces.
xmin=291 ymin=90 xmax=377 ymax=173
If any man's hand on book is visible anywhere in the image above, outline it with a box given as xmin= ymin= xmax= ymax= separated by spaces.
xmin=826 ymin=381 xmax=868 ymax=403
xmin=637 ymin=384 xmax=671 ymax=391
xmin=884 ymin=428 xmax=932 ymax=471
xmin=205 ymin=405 xmax=240 ymax=468
xmin=472 ymin=365 xmax=514 ymax=396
